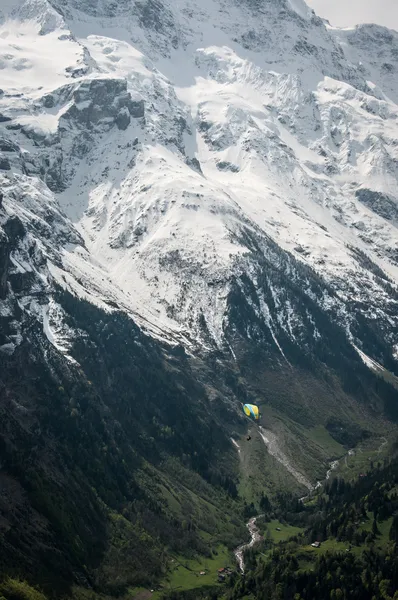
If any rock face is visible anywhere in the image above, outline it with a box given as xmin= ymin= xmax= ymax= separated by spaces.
xmin=0 ymin=227 xmax=9 ymax=299
xmin=0 ymin=155 xmax=10 ymax=170
xmin=0 ymin=0 xmax=396 ymax=364
xmin=63 ymin=78 xmax=145 ymax=131
xmin=355 ymin=189 xmax=398 ymax=222
xmin=0 ymin=0 xmax=397 ymax=494
xmin=3 ymin=215 xmax=25 ymax=241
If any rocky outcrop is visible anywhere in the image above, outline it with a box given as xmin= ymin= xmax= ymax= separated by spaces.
xmin=3 ymin=215 xmax=25 ymax=241
xmin=0 ymin=227 xmax=10 ymax=299
xmin=115 ymin=107 xmax=131 ymax=130
xmin=0 ymin=217 xmax=27 ymax=299
xmin=0 ymin=138 xmax=18 ymax=153
xmin=61 ymin=78 xmax=145 ymax=131
xmin=216 ymin=160 xmax=240 ymax=172
xmin=0 ymin=154 xmax=11 ymax=171
xmin=355 ymin=188 xmax=398 ymax=222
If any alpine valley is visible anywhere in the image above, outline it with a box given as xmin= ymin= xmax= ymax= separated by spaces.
xmin=1 ymin=0 xmax=398 ymax=598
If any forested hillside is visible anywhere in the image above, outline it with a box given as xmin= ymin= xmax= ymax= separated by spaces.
xmin=228 ymin=449 xmax=398 ymax=600
xmin=0 ymin=290 xmax=246 ymax=598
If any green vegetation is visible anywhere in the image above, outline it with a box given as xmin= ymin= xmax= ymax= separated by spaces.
xmin=0 ymin=291 xmax=245 ymax=598
xmin=224 ymin=452 xmax=398 ymax=600
xmin=159 ymin=545 xmax=232 ymax=593
xmin=332 ymin=436 xmax=391 ymax=481
xmin=0 ymin=579 xmax=47 ymax=600
xmin=306 ymin=425 xmax=345 ymax=458
xmin=237 ymin=427 xmax=302 ymax=501
xmin=264 ymin=520 xmax=303 ymax=543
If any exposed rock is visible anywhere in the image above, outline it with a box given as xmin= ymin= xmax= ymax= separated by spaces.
xmin=42 ymin=94 xmax=55 ymax=108
xmin=62 ymin=78 xmax=144 ymax=130
xmin=185 ymin=157 xmax=203 ymax=174
xmin=128 ymin=99 xmax=145 ymax=118
xmin=9 ymin=271 xmax=35 ymax=293
xmin=198 ymin=120 xmax=212 ymax=132
xmin=0 ymin=0 xmax=398 ymax=596
xmin=0 ymin=155 xmax=11 ymax=170
xmin=40 ymin=83 xmax=75 ymax=110
xmin=355 ymin=188 xmax=398 ymax=222
xmin=115 ymin=107 xmax=131 ymax=130
xmin=216 ymin=161 xmax=240 ymax=173
xmin=4 ymin=216 xmax=26 ymax=242
xmin=0 ymin=138 xmax=18 ymax=152
xmin=0 ymin=228 xmax=10 ymax=299
xmin=135 ymin=0 xmax=174 ymax=34
xmin=294 ymin=245 xmax=311 ymax=256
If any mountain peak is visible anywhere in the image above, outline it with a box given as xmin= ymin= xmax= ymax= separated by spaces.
xmin=0 ymin=0 xmax=397 ymax=359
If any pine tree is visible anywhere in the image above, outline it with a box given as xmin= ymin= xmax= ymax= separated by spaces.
xmin=372 ymin=519 xmax=379 ymax=536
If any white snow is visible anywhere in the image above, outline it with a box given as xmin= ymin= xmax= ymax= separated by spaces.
xmin=231 ymin=438 xmax=241 ymax=454
xmin=17 ymin=112 xmax=64 ymax=135
xmin=353 ymin=344 xmax=387 ymax=373
xmin=0 ymin=0 xmax=397 ymax=360
xmin=0 ymin=19 xmax=85 ymax=97
xmin=286 ymin=0 xmax=313 ymax=20
xmin=42 ymin=299 xmax=79 ymax=364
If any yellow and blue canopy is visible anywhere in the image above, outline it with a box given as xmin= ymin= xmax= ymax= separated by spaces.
xmin=243 ymin=403 xmax=259 ymax=420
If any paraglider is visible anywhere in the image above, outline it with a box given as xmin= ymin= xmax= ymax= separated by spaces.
xmin=242 ymin=404 xmax=259 ymax=441
xmin=242 ymin=403 xmax=259 ymax=421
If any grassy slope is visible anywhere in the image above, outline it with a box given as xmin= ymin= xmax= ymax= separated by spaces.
xmin=237 ymin=363 xmax=396 ymax=495
xmin=264 ymin=520 xmax=303 ymax=543
xmin=329 ymin=435 xmax=392 ymax=481
xmin=154 ymin=546 xmax=232 ymax=596
xmin=236 ymin=427 xmax=304 ymax=501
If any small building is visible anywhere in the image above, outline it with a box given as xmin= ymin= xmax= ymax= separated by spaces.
xmin=199 ymin=571 xmax=206 ymax=576
xmin=218 ymin=568 xmax=225 ymax=573
xmin=276 ymin=527 xmax=281 ymax=531
xmin=218 ymin=574 xmax=226 ymax=582
xmin=311 ymin=541 xmax=321 ymax=548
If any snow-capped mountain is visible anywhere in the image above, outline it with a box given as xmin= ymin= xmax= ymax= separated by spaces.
xmin=0 ymin=0 xmax=398 ymax=369
xmin=3 ymin=2 xmax=398 ymax=590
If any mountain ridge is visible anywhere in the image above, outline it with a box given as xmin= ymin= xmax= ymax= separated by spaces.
xmin=1 ymin=0 xmax=395 ymax=355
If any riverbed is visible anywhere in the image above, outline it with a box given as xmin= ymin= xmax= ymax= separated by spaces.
xmin=233 ymin=516 xmax=263 ymax=573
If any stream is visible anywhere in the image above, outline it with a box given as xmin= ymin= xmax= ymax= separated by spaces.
xmin=232 ymin=431 xmax=389 ymax=572
xmin=233 ymin=516 xmax=263 ymax=573
xmin=233 ymin=449 xmax=346 ymax=573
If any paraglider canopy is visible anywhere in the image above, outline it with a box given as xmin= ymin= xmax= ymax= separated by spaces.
xmin=243 ymin=403 xmax=259 ymax=421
